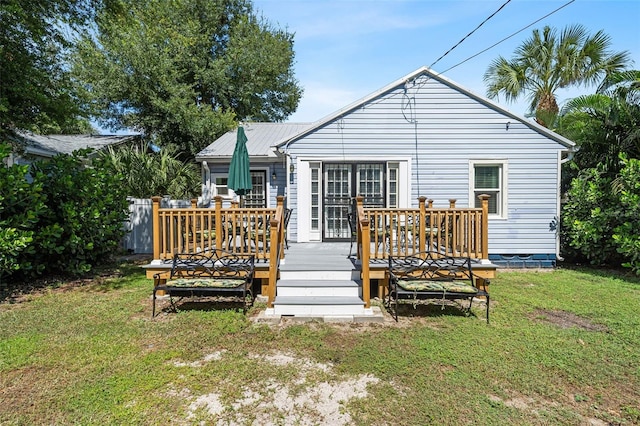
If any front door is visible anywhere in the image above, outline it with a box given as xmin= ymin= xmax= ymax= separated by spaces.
xmin=323 ymin=163 xmax=385 ymax=241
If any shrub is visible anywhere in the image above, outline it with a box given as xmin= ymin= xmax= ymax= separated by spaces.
xmin=562 ymin=155 xmax=640 ymax=274
xmin=612 ymin=156 xmax=640 ymax=274
xmin=0 ymin=143 xmax=47 ymax=284
xmin=26 ymin=150 xmax=130 ymax=275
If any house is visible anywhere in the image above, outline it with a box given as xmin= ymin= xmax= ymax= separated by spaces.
xmin=5 ymin=131 xmax=139 ymax=167
xmin=196 ymin=67 xmax=575 ymax=268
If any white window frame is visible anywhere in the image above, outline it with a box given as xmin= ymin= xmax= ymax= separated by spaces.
xmin=469 ymin=159 xmax=508 ymax=219
xmin=211 ymin=169 xmax=269 ymax=206
xmin=212 ymin=174 xmax=236 ymax=201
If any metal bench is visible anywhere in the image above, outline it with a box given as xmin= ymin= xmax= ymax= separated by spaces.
xmin=152 ymin=250 xmax=255 ymax=317
xmin=387 ymin=251 xmax=490 ymax=323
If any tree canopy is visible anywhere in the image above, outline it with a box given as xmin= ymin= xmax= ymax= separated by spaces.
xmin=0 ymin=0 xmax=98 ymax=136
xmin=484 ymin=25 xmax=630 ymax=127
xmin=72 ymin=0 xmax=303 ymax=158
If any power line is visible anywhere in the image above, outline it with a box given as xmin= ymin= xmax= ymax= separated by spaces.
xmin=428 ymin=0 xmax=513 ymax=70
xmin=440 ymin=0 xmax=576 ymax=74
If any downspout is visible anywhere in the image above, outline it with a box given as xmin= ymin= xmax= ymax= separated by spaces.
xmin=556 ymin=148 xmax=575 ymax=262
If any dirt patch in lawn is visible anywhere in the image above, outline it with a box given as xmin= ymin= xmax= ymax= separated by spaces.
xmin=167 ymin=350 xmax=380 ymax=425
xmin=532 ymin=309 xmax=609 ymax=332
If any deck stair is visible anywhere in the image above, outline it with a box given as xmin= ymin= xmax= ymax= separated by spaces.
xmin=268 ymin=243 xmax=377 ymax=321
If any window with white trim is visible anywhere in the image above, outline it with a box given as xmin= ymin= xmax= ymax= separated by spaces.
xmin=244 ymin=171 xmax=266 ymax=208
xmin=212 ymin=171 xmax=266 ymax=207
xmin=213 ymin=176 xmax=233 ymax=198
xmin=470 ymin=160 xmax=507 ymax=218
xmin=387 ymin=162 xmax=399 ymax=208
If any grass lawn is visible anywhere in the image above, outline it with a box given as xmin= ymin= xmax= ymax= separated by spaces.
xmin=1 ymin=261 xmax=639 ymax=425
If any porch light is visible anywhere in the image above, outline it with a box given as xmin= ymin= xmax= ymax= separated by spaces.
xmin=289 ymin=163 xmax=295 ymax=173
xmin=272 ymin=171 xmax=277 ymax=181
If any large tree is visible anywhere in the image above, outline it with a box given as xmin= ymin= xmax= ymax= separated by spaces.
xmin=72 ymin=0 xmax=302 ymax=158
xmin=484 ymin=25 xmax=630 ymax=127
xmin=0 ymin=0 xmax=97 ymax=136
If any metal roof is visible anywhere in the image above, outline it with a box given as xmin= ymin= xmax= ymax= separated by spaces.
xmin=196 ymin=122 xmax=312 ymax=161
xmin=16 ymin=132 xmax=138 ymax=157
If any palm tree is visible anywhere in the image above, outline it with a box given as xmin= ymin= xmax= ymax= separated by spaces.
xmin=558 ymin=70 xmax=640 ymax=173
xmin=102 ymin=142 xmax=200 ymax=199
xmin=484 ymin=25 xmax=630 ymax=127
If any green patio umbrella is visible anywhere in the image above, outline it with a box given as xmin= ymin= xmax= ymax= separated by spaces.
xmin=228 ymin=126 xmax=252 ymax=205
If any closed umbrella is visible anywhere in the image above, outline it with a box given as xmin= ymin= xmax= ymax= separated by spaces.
xmin=228 ymin=126 xmax=252 ymax=205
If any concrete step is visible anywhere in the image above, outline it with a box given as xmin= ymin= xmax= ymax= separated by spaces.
xmin=272 ymin=296 xmax=366 ymax=316
xmin=277 ymin=279 xmax=361 ymax=297
xmin=279 ymin=270 xmax=359 ymax=281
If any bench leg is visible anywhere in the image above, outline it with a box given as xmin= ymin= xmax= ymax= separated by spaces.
xmin=486 ymin=294 xmax=490 ymax=325
xmin=152 ymin=289 xmax=157 ymax=318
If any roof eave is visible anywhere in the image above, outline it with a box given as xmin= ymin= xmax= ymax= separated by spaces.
xmin=274 ymin=66 xmax=575 ymax=150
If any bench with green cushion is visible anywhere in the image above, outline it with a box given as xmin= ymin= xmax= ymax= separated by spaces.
xmin=152 ymin=250 xmax=255 ymax=317
xmin=387 ymin=251 xmax=490 ymax=323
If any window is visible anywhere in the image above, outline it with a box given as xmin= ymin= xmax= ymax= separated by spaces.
xmin=470 ymin=160 xmax=507 ymax=218
xmin=310 ymin=163 xmax=320 ymax=231
xmin=212 ymin=171 xmax=266 ymax=207
xmin=387 ymin=162 xmax=399 ymax=208
xmin=213 ymin=176 xmax=231 ymax=198
xmin=244 ymin=171 xmax=266 ymax=208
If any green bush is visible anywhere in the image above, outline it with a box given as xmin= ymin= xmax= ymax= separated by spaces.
xmin=612 ymin=156 xmax=640 ymax=274
xmin=1 ymin=143 xmax=130 ymax=285
xmin=562 ymin=155 xmax=640 ymax=274
xmin=0 ymin=143 xmax=47 ymax=283
xmin=26 ymin=150 xmax=130 ymax=275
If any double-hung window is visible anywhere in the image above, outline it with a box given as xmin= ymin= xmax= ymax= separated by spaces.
xmin=470 ymin=160 xmax=507 ymax=218
xmin=212 ymin=171 xmax=266 ymax=207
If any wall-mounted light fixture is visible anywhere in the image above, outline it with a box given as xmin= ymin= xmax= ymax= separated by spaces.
xmin=272 ymin=171 xmax=277 ymax=181
xmin=506 ymin=121 xmax=511 ymax=131
xmin=289 ymin=163 xmax=295 ymax=173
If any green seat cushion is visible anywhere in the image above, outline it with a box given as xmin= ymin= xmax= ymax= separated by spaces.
xmin=165 ymin=278 xmax=245 ymax=288
xmin=397 ymin=279 xmax=477 ymax=294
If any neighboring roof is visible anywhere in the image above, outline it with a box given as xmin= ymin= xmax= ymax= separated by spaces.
xmin=273 ymin=66 xmax=575 ymax=150
xmin=196 ymin=123 xmax=312 ymax=161
xmin=15 ymin=132 xmax=139 ymax=158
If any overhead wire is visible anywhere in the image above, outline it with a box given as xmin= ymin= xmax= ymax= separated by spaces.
xmin=439 ymin=0 xmax=576 ymax=74
xmin=428 ymin=0 xmax=513 ymax=70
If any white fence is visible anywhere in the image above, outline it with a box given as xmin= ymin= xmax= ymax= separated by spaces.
xmin=122 ymin=197 xmax=192 ymax=254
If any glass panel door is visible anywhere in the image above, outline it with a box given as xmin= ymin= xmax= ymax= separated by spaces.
xmin=323 ymin=164 xmax=351 ymax=240
xmin=322 ymin=163 xmax=385 ymax=241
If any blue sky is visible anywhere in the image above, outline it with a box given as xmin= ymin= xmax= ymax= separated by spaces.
xmin=253 ymin=0 xmax=640 ymax=122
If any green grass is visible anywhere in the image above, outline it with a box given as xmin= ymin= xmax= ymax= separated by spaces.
xmin=1 ymin=263 xmax=639 ymax=425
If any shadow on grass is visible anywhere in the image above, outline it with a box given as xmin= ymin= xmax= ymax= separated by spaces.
xmin=389 ymin=299 xmax=482 ymax=321
xmin=558 ymin=262 xmax=640 ymax=285
xmin=0 ymin=258 xmax=149 ymax=303
xmin=153 ymin=297 xmax=248 ymax=317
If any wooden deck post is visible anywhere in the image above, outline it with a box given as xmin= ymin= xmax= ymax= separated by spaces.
xmin=418 ymin=196 xmax=426 ymax=252
xmin=449 ymin=199 xmax=457 ymax=208
xmin=478 ymin=194 xmax=490 ymax=260
xmin=276 ymin=196 xmax=285 ymax=258
xmin=360 ymin=217 xmax=371 ymax=308
xmin=267 ymin=217 xmax=280 ymax=308
xmin=355 ymin=196 xmax=364 ymax=258
xmin=151 ymin=196 xmax=162 ymax=260
xmin=214 ymin=196 xmax=223 ymax=250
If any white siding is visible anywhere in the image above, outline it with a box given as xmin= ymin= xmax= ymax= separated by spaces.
xmin=286 ymin=76 xmax=566 ymax=256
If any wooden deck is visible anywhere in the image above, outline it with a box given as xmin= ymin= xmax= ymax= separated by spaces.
xmin=145 ymin=194 xmax=495 ymax=310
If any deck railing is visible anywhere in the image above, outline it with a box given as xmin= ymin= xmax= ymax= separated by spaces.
xmin=355 ymin=195 xmax=490 ymax=261
xmin=151 ymin=195 xmax=285 ymax=307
